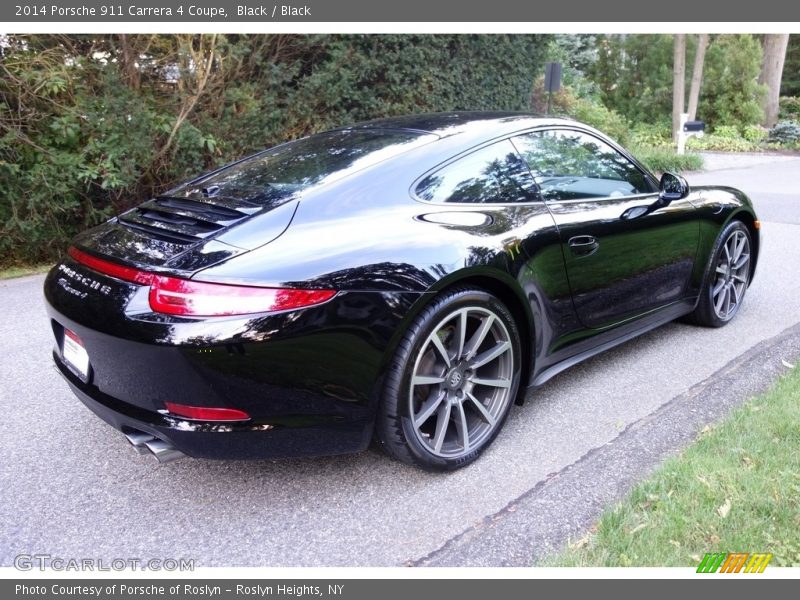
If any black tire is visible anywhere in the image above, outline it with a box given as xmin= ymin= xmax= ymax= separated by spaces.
xmin=689 ymin=220 xmax=752 ymax=327
xmin=375 ymin=288 xmax=521 ymax=471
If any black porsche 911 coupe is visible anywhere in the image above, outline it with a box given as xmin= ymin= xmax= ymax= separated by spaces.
xmin=44 ymin=112 xmax=759 ymax=470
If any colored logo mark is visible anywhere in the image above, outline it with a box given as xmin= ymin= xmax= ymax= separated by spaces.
xmin=696 ymin=552 xmax=773 ymax=573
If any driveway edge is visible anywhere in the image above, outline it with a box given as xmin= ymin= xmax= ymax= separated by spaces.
xmin=411 ymin=321 xmax=800 ymax=567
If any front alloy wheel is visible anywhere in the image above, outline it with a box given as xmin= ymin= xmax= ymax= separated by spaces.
xmin=710 ymin=228 xmax=751 ymax=321
xmin=377 ymin=288 xmax=521 ymax=471
xmin=690 ymin=220 xmax=753 ymax=327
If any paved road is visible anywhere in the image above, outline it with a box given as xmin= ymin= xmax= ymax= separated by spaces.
xmin=1 ymin=154 xmax=799 ymax=568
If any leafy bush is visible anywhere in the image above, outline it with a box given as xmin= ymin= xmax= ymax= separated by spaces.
xmin=588 ymin=34 xmax=766 ymax=133
xmin=589 ymin=34 xmax=676 ymax=126
xmin=570 ymin=97 xmax=630 ymax=145
xmin=713 ymin=125 xmax=741 ymax=139
xmin=767 ymin=121 xmax=800 ymax=145
xmin=630 ymin=146 xmax=704 ymax=174
xmin=0 ymin=34 xmax=549 ymax=266
xmin=530 ymin=82 xmax=631 ymax=145
xmin=698 ymin=35 xmax=765 ymax=130
xmin=742 ymin=124 xmax=768 ymax=143
xmin=686 ymin=134 xmax=762 ymax=152
xmin=630 ymin=122 xmax=673 ymax=148
xmin=779 ymin=96 xmax=800 ymax=121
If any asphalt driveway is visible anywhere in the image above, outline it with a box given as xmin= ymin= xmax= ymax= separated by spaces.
xmin=1 ymin=153 xmax=799 ymax=567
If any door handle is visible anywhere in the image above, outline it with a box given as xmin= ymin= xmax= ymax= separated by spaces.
xmin=568 ymin=235 xmax=599 ymax=257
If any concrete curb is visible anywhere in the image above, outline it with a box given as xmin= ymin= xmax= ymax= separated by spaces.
xmin=413 ymin=321 xmax=800 ymax=566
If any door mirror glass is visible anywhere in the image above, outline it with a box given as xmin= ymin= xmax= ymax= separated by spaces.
xmin=659 ymin=172 xmax=689 ymax=203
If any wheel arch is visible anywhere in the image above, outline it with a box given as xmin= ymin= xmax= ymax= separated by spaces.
xmin=380 ymin=270 xmax=535 ymax=406
xmin=727 ymin=208 xmax=760 ymax=284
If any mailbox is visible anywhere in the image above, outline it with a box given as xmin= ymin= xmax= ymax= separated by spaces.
xmin=677 ymin=114 xmax=705 ymax=154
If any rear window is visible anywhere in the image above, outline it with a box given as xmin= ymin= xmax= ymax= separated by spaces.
xmin=172 ymin=129 xmax=437 ymax=206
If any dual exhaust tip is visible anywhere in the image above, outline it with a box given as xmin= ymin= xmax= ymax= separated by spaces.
xmin=124 ymin=431 xmax=186 ymax=464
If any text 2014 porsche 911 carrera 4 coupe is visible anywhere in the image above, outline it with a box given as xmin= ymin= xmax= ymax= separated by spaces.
xmin=44 ymin=112 xmax=759 ymax=470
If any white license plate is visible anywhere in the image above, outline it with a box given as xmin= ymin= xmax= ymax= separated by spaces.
xmin=62 ymin=328 xmax=90 ymax=381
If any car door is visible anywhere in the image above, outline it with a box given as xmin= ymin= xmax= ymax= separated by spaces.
xmin=512 ymin=128 xmax=699 ymax=330
xmin=413 ymin=139 xmax=577 ymax=357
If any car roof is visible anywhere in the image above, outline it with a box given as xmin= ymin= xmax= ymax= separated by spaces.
xmin=339 ymin=111 xmax=580 ymax=144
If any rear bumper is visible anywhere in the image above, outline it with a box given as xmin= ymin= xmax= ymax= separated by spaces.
xmin=54 ymin=353 xmax=373 ymax=460
xmin=43 ymin=258 xmax=430 ymax=461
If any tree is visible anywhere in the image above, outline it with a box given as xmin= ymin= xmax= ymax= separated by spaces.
xmin=589 ymin=34 xmax=675 ymax=126
xmin=687 ymin=33 xmax=709 ymax=121
xmin=672 ymin=34 xmax=686 ymax=141
xmin=758 ymin=34 xmax=790 ymax=127
xmin=698 ymin=35 xmax=765 ymax=130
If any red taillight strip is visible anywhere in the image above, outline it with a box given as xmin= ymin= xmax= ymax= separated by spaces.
xmin=164 ymin=402 xmax=250 ymax=422
xmin=67 ymin=246 xmax=336 ymax=316
xmin=148 ymin=275 xmax=336 ymax=316
xmin=68 ymin=247 xmax=154 ymax=285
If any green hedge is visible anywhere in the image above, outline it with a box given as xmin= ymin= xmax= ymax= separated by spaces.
xmin=1 ymin=34 xmax=548 ymax=266
xmin=630 ymin=146 xmax=704 ymax=174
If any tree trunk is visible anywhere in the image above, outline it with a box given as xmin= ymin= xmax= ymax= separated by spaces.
xmin=687 ymin=33 xmax=709 ymax=121
xmin=672 ymin=34 xmax=686 ymax=143
xmin=118 ymin=34 xmax=140 ymax=90
xmin=759 ymin=34 xmax=790 ymax=127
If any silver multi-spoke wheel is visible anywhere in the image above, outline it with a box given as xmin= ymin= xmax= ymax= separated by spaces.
xmin=408 ymin=306 xmax=514 ymax=459
xmin=688 ymin=221 xmax=754 ymax=328
xmin=377 ymin=289 xmax=520 ymax=470
xmin=711 ymin=229 xmax=750 ymax=321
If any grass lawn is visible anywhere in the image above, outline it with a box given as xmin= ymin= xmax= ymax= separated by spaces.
xmin=0 ymin=264 xmax=52 ymax=280
xmin=547 ymin=362 xmax=800 ymax=567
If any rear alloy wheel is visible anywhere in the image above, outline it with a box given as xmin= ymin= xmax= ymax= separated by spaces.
xmin=377 ymin=289 xmax=521 ymax=471
xmin=690 ymin=221 xmax=752 ymax=327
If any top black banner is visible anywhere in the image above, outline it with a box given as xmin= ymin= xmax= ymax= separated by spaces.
xmin=4 ymin=0 xmax=800 ymax=22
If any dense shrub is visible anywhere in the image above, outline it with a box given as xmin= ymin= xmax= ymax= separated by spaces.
xmin=742 ymin=124 xmax=768 ymax=143
xmin=629 ymin=123 xmax=673 ymax=148
xmin=778 ymin=96 xmax=800 ymax=121
xmin=698 ymin=35 xmax=765 ymax=131
xmin=529 ymin=81 xmax=631 ymax=145
xmin=587 ymin=34 xmax=765 ymax=132
xmin=768 ymin=121 xmax=800 ymax=145
xmin=629 ymin=146 xmax=704 ymax=174
xmin=686 ymin=135 xmax=762 ymax=152
xmin=0 ymin=34 xmax=548 ymax=265
xmin=589 ymin=34 xmax=676 ymax=126
xmin=569 ymin=97 xmax=630 ymax=145
xmin=713 ymin=125 xmax=741 ymax=139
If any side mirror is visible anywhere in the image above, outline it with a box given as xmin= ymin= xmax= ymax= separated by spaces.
xmin=659 ymin=172 xmax=690 ymax=205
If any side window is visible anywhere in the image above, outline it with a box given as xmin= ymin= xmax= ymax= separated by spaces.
xmin=416 ymin=140 xmax=535 ymax=204
xmin=511 ymin=130 xmax=655 ymax=201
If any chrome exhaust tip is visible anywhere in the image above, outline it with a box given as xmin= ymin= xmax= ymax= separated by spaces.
xmin=124 ymin=431 xmax=186 ymax=463
xmin=143 ymin=438 xmax=186 ymax=464
xmin=125 ymin=431 xmax=156 ymax=455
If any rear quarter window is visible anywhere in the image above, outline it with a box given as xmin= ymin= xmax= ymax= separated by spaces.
xmin=416 ymin=140 xmax=536 ymax=204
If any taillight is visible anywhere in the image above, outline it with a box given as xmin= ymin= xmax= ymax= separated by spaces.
xmin=149 ymin=276 xmax=336 ymax=317
xmin=164 ymin=402 xmax=250 ymax=422
xmin=68 ymin=246 xmax=336 ymax=316
xmin=68 ymin=247 xmax=154 ymax=285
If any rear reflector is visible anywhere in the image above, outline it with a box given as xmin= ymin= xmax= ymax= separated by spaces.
xmin=164 ymin=402 xmax=250 ymax=422
xmin=68 ymin=246 xmax=336 ymax=316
